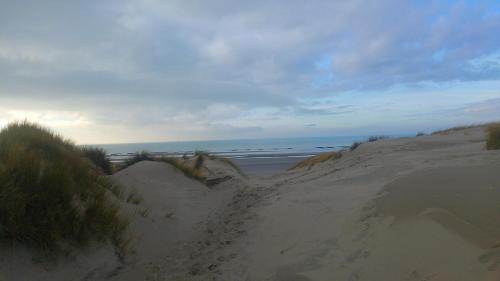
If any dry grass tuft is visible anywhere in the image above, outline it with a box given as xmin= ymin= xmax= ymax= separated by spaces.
xmin=160 ymin=157 xmax=205 ymax=182
xmin=288 ymin=151 xmax=342 ymax=170
xmin=202 ymin=152 xmax=244 ymax=176
xmin=216 ymin=157 xmax=244 ymax=175
xmin=431 ymin=125 xmax=479 ymax=135
xmin=486 ymin=123 xmax=500 ymax=150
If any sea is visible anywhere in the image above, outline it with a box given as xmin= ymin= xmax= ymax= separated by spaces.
xmin=94 ymin=135 xmax=406 ymax=162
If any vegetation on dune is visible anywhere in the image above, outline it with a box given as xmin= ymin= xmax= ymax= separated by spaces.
xmin=216 ymin=157 xmax=244 ymax=175
xmin=0 ymin=121 xmax=128 ymax=252
xmin=117 ymin=150 xmax=209 ymax=183
xmin=81 ymin=146 xmax=113 ymax=175
xmin=160 ymin=151 xmax=244 ymax=183
xmin=350 ymin=141 xmax=362 ymax=151
xmin=431 ymin=124 xmax=479 ymax=135
xmin=416 ymin=132 xmax=426 ymax=137
xmin=289 ymin=151 xmax=342 ymax=170
xmin=123 ymin=151 xmax=155 ymax=168
xmin=486 ymin=123 xmax=500 ymax=150
xmin=350 ymin=135 xmax=389 ymax=151
xmin=196 ymin=150 xmax=244 ymax=175
xmin=160 ymin=156 xmax=205 ymax=182
xmin=368 ymin=135 xmax=388 ymax=142
xmin=194 ymin=153 xmax=204 ymax=170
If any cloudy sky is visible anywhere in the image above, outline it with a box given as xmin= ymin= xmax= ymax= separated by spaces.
xmin=1 ymin=0 xmax=500 ymax=144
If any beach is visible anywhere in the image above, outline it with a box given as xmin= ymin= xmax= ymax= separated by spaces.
xmin=3 ymin=1 xmax=499 ymax=280
xmin=1 ymin=125 xmax=500 ymax=281
xmin=232 ymin=155 xmax=311 ymax=175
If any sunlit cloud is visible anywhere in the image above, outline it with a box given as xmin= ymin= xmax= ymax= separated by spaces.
xmin=4 ymin=110 xmax=91 ymax=128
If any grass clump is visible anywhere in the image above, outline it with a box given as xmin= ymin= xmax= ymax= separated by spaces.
xmin=123 ymin=151 xmax=155 ymax=168
xmin=81 ymin=146 xmax=113 ymax=175
xmin=217 ymin=157 xmax=244 ymax=175
xmin=486 ymin=123 xmax=500 ymax=150
xmin=0 ymin=121 xmax=128 ymax=252
xmin=350 ymin=141 xmax=362 ymax=151
xmin=199 ymin=151 xmax=244 ymax=176
xmin=349 ymin=135 xmax=387 ymax=151
xmin=368 ymin=135 xmax=387 ymax=142
xmin=431 ymin=125 xmax=478 ymax=135
xmin=160 ymin=156 xmax=205 ymax=182
xmin=289 ymin=151 xmax=342 ymax=170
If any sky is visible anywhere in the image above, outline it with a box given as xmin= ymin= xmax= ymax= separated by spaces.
xmin=0 ymin=0 xmax=500 ymax=144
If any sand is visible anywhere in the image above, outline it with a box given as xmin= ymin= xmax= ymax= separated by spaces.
xmin=232 ymin=156 xmax=306 ymax=175
xmin=2 ymin=126 xmax=500 ymax=280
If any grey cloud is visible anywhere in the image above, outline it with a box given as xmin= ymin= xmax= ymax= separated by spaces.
xmin=1 ymin=0 xmax=500 ymax=140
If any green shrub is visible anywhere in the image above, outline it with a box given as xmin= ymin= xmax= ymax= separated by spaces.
xmin=486 ymin=123 xmax=500 ymax=150
xmin=81 ymin=146 xmax=113 ymax=175
xmin=0 ymin=121 xmax=127 ymax=251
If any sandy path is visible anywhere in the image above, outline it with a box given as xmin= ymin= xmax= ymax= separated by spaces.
xmin=2 ymin=127 xmax=499 ymax=281
xmin=185 ymin=127 xmax=500 ymax=281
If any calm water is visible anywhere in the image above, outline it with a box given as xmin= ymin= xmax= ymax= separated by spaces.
xmin=95 ymin=135 xmax=405 ymax=160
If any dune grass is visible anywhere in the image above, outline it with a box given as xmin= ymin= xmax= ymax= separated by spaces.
xmin=160 ymin=151 xmax=244 ymax=182
xmin=350 ymin=135 xmax=387 ymax=152
xmin=81 ymin=146 xmax=113 ymax=175
xmin=350 ymin=141 xmax=362 ymax=151
xmin=118 ymin=150 xmax=207 ymax=183
xmin=486 ymin=123 xmax=500 ymax=150
xmin=0 ymin=121 xmax=128 ymax=252
xmin=289 ymin=151 xmax=342 ymax=170
xmin=216 ymin=157 xmax=244 ymax=175
xmin=368 ymin=135 xmax=388 ymax=142
xmin=431 ymin=124 xmax=479 ymax=135
xmin=122 ymin=151 xmax=155 ymax=169
xmin=197 ymin=151 xmax=244 ymax=175
xmin=159 ymin=156 xmax=205 ymax=182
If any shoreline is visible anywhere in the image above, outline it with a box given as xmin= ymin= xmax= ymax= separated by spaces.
xmin=3 ymin=125 xmax=500 ymax=280
xmin=110 ymin=151 xmax=326 ymax=174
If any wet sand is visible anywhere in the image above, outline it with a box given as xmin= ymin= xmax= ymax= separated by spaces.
xmin=232 ymin=156 xmax=308 ymax=175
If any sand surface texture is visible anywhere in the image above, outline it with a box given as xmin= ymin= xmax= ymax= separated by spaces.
xmin=1 ymin=126 xmax=499 ymax=281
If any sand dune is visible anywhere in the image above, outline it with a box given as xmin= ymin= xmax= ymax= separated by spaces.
xmin=1 ymin=126 xmax=500 ymax=280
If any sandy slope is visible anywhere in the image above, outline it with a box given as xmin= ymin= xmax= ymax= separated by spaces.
xmin=0 ymin=159 xmax=246 ymax=281
xmin=2 ymin=126 xmax=500 ymax=281
xmin=201 ymin=126 xmax=500 ymax=281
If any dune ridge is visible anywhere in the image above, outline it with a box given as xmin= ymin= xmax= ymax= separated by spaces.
xmin=1 ymin=125 xmax=499 ymax=280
